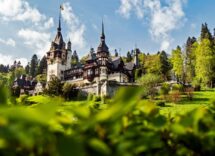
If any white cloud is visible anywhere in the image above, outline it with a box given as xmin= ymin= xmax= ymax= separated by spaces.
xmin=0 ymin=0 xmax=45 ymax=23
xmin=43 ymin=18 xmax=54 ymax=30
xmin=118 ymin=0 xmax=187 ymax=51
xmin=117 ymin=0 xmax=144 ymax=19
xmin=18 ymin=29 xmax=51 ymax=57
xmin=0 ymin=38 xmax=16 ymax=47
xmin=0 ymin=0 xmax=55 ymax=59
xmin=61 ymin=2 xmax=86 ymax=50
xmin=0 ymin=53 xmax=28 ymax=66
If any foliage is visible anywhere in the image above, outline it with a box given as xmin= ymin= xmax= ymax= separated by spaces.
xmin=169 ymin=90 xmax=181 ymax=103
xmin=17 ymin=94 xmax=29 ymax=105
xmin=0 ymin=87 xmax=215 ymax=156
xmin=37 ymin=56 xmax=47 ymax=75
xmin=192 ymin=78 xmax=201 ymax=91
xmin=45 ymin=76 xmax=62 ymax=96
xmin=0 ymin=85 xmax=8 ymax=105
xmin=195 ymin=39 xmax=215 ymax=88
xmin=126 ymin=51 xmax=132 ymax=62
xmin=156 ymin=101 xmax=166 ymax=107
xmin=185 ymin=87 xmax=194 ymax=101
xmin=14 ymin=67 xmax=25 ymax=78
xmin=185 ymin=37 xmax=197 ymax=83
xmin=171 ymin=46 xmax=184 ymax=83
xmin=159 ymin=83 xmax=171 ymax=100
xmin=25 ymin=63 xmax=30 ymax=75
xmin=62 ymin=83 xmax=78 ymax=101
xmin=36 ymin=74 xmax=47 ymax=83
xmin=160 ymin=51 xmax=172 ymax=80
xmin=138 ymin=73 xmax=161 ymax=99
xmin=172 ymin=84 xmax=184 ymax=92
xmin=144 ymin=54 xmax=162 ymax=75
xmin=30 ymin=54 xmax=38 ymax=77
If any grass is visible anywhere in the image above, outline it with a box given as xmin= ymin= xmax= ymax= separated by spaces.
xmin=159 ymin=90 xmax=215 ymax=117
xmin=22 ymin=90 xmax=215 ymax=118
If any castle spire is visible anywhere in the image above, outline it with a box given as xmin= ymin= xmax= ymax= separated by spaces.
xmin=58 ymin=5 xmax=64 ymax=32
xmin=97 ymin=20 xmax=109 ymax=54
xmin=101 ymin=19 xmax=105 ymax=41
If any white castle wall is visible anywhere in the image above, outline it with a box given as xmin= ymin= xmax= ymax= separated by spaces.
xmin=47 ymin=63 xmax=66 ymax=81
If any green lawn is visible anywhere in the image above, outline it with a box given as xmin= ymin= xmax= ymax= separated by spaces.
xmin=24 ymin=90 xmax=215 ymax=118
xmin=159 ymin=90 xmax=215 ymax=117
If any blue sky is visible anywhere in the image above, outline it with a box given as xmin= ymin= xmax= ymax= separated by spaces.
xmin=0 ymin=0 xmax=215 ymax=66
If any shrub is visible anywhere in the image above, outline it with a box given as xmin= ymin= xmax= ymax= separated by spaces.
xmin=185 ymin=87 xmax=194 ymax=101
xmin=0 ymin=85 xmax=8 ymax=105
xmin=159 ymin=83 xmax=170 ymax=100
xmin=76 ymin=91 xmax=87 ymax=101
xmin=156 ymin=101 xmax=166 ymax=107
xmin=172 ymin=84 xmax=184 ymax=92
xmin=192 ymin=78 xmax=201 ymax=91
xmin=18 ymin=94 xmax=29 ymax=105
xmin=170 ymin=90 xmax=181 ymax=103
xmin=210 ymin=99 xmax=215 ymax=110
xmin=62 ymin=83 xmax=77 ymax=101
xmin=93 ymin=95 xmax=101 ymax=102
xmin=45 ymin=76 xmax=62 ymax=96
xmin=87 ymin=93 xmax=94 ymax=101
xmin=138 ymin=73 xmax=161 ymax=99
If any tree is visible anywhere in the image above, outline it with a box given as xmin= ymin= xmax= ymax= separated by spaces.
xmin=30 ymin=54 xmax=38 ymax=77
xmin=14 ymin=67 xmax=25 ymax=78
xmin=62 ymin=83 xmax=77 ymax=101
xmin=160 ymin=51 xmax=171 ymax=80
xmin=171 ymin=46 xmax=184 ymax=83
xmin=201 ymin=23 xmax=213 ymax=41
xmin=37 ymin=56 xmax=47 ymax=75
xmin=144 ymin=54 xmax=162 ymax=75
xmin=138 ymin=73 xmax=161 ymax=99
xmin=185 ymin=37 xmax=197 ymax=83
xmin=25 ymin=63 xmax=30 ymax=75
xmin=45 ymin=76 xmax=62 ymax=96
xmin=71 ymin=50 xmax=79 ymax=66
xmin=195 ymin=39 xmax=215 ymax=88
xmin=126 ymin=51 xmax=132 ymax=62
xmin=36 ymin=74 xmax=47 ymax=83
xmin=114 ymin=49 xmax=119 ymax=57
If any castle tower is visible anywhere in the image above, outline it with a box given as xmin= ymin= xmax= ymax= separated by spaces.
xmin=134 ymin=48 xmax=139 ymax=67
xmin=96 ymin=21 xmax=109 ymax=81
xmin=66 ymin=39 xmax=72 ymax=70
xmin=46 ymin=9 xmax=68 ymax=81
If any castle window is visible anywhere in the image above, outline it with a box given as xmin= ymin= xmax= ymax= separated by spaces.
xmin=87 ymin=69 xmax=91 ymax=75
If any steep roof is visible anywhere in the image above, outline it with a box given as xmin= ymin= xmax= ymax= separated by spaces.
xmin=97 ymin=21 xmax=109 ymax=54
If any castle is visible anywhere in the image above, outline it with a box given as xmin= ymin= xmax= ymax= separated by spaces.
xmin=46 ymin=16 xmax=139 ymax=97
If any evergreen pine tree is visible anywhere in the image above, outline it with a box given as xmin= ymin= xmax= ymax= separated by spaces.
xmin=30 ymin=54 xmax=38 ymax=77
xmin=114 ymin=49 xmax=119 ymax=57
xmin=25 ymin=63 xmax=30 ymax=75
xmin=126 ymin=51 xmax=132 ymax=62
xmin=37 ymin=56 xmax=47 ymax=75
xmin=201 ymin=23 xmax=213 ymax=41
xmin=160 ymin=51 xmax=171 ymax=80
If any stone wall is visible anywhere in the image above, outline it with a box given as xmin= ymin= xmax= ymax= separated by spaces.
xmin=77 ymin=81 xmax=138 ymax=97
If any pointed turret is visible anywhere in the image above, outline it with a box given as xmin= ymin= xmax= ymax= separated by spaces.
xmin=67 ymin=39 xmax=72 ymax=51
xmin=97 ymin=21 xmax=109 ymax=55
xmin=57 ymin=14 xmax=61 ymax=32
xmin=133 ymin=48 xmax=139 ymax=67
xmin=53 ymin=11 xmax=64 ymax=47
xmin=101 ymin=20 xmax=105 ymax=41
